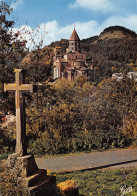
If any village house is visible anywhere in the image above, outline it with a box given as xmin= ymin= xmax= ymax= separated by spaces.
xmin=53 ymin=28 xmax=94 ymax=81
xmin=112 ymin=72 xmax=137 ymax=82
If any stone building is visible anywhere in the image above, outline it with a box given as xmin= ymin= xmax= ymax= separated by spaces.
xmin=53 ymin=28 xmax=94 ymax=81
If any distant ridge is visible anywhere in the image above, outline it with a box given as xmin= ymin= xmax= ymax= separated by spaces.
xmin=89 ymin=26 xmax=137 ymax=44
xmin=101 ymin=26 xmax=137 ymax=38
xmin=80 ymin=25 xmax=137 ymax=81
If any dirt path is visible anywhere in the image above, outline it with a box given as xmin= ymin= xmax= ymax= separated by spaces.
xmin=36 ymin=148 xmax=137 ymax=173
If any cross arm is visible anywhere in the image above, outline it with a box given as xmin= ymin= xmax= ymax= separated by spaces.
xmin=4 ymin=84 xmax=17 ymax=92
xmin=19 ymin=84 xmax=33 ymax=93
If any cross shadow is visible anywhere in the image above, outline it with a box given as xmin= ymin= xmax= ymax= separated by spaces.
xmin=79 ymin=159 xmax=137 ymax=172
xmin=62 ymin=159 xmax=137 ymax=174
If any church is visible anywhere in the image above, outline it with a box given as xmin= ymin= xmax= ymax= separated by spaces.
xmin=53 ymin=28 xmax=94 ymax=81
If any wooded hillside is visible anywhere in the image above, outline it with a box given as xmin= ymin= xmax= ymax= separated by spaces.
xmin=49 ymin=25 xmax=137 ymax=82
xmin=82 ymin=26 xmax=137 ymax=81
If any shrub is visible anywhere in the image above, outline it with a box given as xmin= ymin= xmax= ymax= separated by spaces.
xmin=0 ymin=165 xmax=28 ymax=196
xmin=57 ymin=180 xmax=79 ymax=196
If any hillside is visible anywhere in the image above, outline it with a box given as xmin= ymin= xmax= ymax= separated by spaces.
xmin=48 ymin=26 xmax=137 ymax=82
xmin=81 ymin=26 xmax=137 ymax=81
xmin=95 ymin=26 xmax=137 ymax=43
xmin=21 ymin=25 xmax=137 ymax=82
xmin=21 ymin=47 xmax=53 ymax=83
xmin=100 ymin=26 xmax=137 ymax=38
xmin=81 ymin=26 xmax=137 ymax=45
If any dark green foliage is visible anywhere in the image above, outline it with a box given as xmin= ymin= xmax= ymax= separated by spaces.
xmin=83 ymin=27 xmax=137 ymax=82
xmin=49 ymin=39 xmax=69 ymax=54
xmin=0 ymin=129 xmax=15 ymax=154
xmin=28 ymin=138 xmax=46 ymax=156
xmin=81 ymin=36 xmax=99 ymax=44
xmin=0 ymin=153 xmax=8 ymax=161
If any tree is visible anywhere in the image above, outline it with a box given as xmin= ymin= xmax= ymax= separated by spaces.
xmin=0 ymin=0 xmax=27 ymax=113
xmin=0 ymin=1 xmax=28 ymax=154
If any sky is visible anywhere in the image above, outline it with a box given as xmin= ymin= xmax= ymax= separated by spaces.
xmin=7 ymin=0 xmax=137 ymax=49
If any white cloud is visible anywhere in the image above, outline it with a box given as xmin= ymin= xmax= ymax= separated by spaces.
xmin=12 ymin=20 xmax=99 ymax=50
xmin=12 ymin=14 xmax=137 ymax=51
xmin=10 ymin=0 xmax=23 ymax=10
xmin=102 ymin=15 xmax=137 ymax=32
xmin=69 ymin=0 xmax=113 ymax=12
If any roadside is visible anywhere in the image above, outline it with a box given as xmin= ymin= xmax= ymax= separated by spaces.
xmin=1 ymin=148 xmax=137 ymax=173
xmin=36 ymin=148 xmax=137 ymax=173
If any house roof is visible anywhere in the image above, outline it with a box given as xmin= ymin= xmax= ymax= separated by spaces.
xmin=69 ymin=28 xmax=80 ymax=41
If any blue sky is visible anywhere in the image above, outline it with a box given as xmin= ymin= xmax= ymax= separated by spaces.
xmin=8 ymin=0 xmax=137 ymax=49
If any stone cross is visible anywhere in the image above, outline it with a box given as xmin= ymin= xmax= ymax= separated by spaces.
xmin=4 ymin=69 xmax=33 ymax=156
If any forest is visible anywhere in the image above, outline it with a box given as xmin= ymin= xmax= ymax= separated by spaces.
xmin=0 ymin=1 xmax=137 ymax=157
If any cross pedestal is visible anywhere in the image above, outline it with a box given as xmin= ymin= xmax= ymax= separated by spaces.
xmin=4 ymin=69 xmax=33 ymax=156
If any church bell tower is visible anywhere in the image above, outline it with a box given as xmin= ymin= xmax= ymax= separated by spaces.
xmin=69 ymin=28 xmax=80 ymax=52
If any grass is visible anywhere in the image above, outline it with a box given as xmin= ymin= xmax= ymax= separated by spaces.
xmin=56 ymin=168 xmax=137 ymax=196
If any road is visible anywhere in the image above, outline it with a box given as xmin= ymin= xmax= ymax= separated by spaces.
xmin=36 ymin=148 xmax=137 ymax=173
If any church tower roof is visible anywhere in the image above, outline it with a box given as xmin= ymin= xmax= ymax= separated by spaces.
xmin=69 ymin=28 xmax=80 ymax=41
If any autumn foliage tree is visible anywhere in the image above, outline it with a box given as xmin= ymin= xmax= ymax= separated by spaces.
xmin=0 ymin=0 xmax=28 ymax=153
xmin=0 ymin=1 xmax=27 ymax=114
xmin=25 ymin=76 xmax=137 ymax=155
